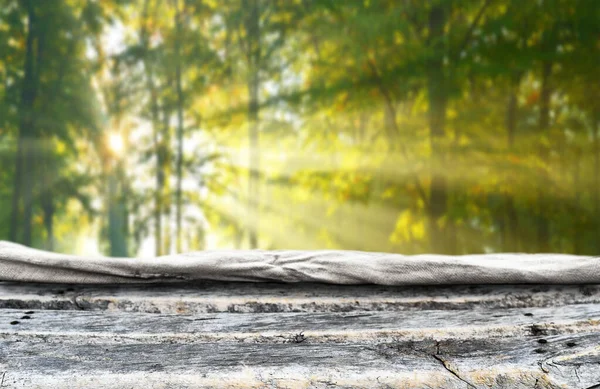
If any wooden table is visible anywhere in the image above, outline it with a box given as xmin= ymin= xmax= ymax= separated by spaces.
xmin=0 ymin=282 xmax=599 ymax=388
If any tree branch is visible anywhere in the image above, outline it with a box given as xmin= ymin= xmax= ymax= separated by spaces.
xmin=367 ymin=59 xmax=429 ymax=208
xmin=453 ymin=0 xmax=493 ymax=62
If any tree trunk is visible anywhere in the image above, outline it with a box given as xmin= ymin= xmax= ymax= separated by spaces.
xmin=234 ymin=228 xmax=244 ymax=249
xmin=40 ymin=145 xmax=54 ymax=252
xmin=154 ymin=114 xmax=164 ymax=257
xmin=9 ymin=139 xmax=23 ymax=243
xmin=593 ymin=106 xmax=600 ymax=253
xmin=93 ymin=37 xmax=129 ymax=257
xmin=572 ymin=147 xmax=582 ymax=254
xmin=173 ymin=0 xmax=185 ymax=253
xmin=426 ymin=5 xmax=452 ymax=254
xmin=503 ymin=74 xmax=520 ymax=252
xmin=141 ymin=0 xmax=163 ymax=256
xmin=38 ymin=15 xmax=72 ymax=253
xmin=10 ymin=0 xmax=38 ymax=245
xmin=161 ymin=101 xmax=172 ymax=255
xmin=41 ymin=191 xmax=54 ymax=252
xmin=245 ymin=0 xmax=260 ymax=249
xmin=108 ymin=169 xmax=128 ymax=257
xmin=536 ymin=61 xmax=552 ymax=252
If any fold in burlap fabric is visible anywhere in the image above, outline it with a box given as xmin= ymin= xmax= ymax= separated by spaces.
xmin=0 ymin=240 xmax=598 ymax=285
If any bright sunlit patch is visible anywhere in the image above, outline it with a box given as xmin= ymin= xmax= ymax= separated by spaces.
xmin=107 ymin=132 xmax=124 ymax=156
xmin=80 ymin=237 xmax=101 ymax=257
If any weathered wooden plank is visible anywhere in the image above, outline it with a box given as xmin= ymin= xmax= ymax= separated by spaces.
xmin=2 ymin=282 xmax=600 ymax=387
xmin=1 ymin=282 xmax=600 ymax=313
xmin=1 ymin=334 xmax=599 ymax=388
xmin=0 ymin=304 xmax=600 ymax=344
xmin=1 ymin=305 xmax=600 ymax=387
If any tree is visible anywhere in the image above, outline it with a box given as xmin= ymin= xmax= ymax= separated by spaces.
xmin=1 ymin=0 xmax=598 ymax=256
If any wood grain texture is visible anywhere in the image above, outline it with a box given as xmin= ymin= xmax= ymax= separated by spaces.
xmin=1 ymin=330 xmax=599 ymax=388
xmin=0 ymin=305 xmax=600 ymax=343
xmin=1 ymin=282 xmax=600 ymax=388
xmin=1 ymin=282 xmax=600 ymax=313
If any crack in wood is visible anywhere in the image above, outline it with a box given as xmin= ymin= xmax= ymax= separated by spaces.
xmin=431 ymin=354 xmax=477 ymax=389
xmin=402 ymin=342 xmax=480 ymax=388
xmin=573 ymin=364 xmax=581 ymax=382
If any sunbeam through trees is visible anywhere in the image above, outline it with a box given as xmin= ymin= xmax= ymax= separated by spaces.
xmin=0 ymin=0 xmax=598 ymax=256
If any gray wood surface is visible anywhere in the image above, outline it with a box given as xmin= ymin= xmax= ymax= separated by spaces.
xmin=1 ymin=282 xmax=600 ymax=388
xmin=1 ymin=281 xmax=600 ymax=313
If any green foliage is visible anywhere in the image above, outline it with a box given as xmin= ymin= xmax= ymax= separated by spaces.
xmin=0 ymin=0 xmax=598 ymax=255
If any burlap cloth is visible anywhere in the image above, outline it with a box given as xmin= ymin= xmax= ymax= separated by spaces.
xmin=0 ymin=240 xmax=598 ymax=284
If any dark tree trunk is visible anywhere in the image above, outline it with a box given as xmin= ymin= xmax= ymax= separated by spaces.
xmin=503 ymin=73 xmax=521 ymax=252
xmin=40 ymin=143 xmax=54 ymax=252
xmin=9 ymin=139 xmax=23 ymax=243
xmin=23 ymin=2 xmax=46 ymax=247
xmin=41 ymin=192 xmax=54 ymax=252
xmin=506 ymin=86 xmax=518 ymax=149
xmin=573 ymin=148 xmax=582 ymax=254
xmin=536 ymin=61 xmax=552 ymax=252
xmin=593 ymin=107 xmax=600 ymax=254
xmin=426 ymin=4 xmax=453 ymax=254
xmin=38 ymin=20 xmax=73 ymax=253
xmin=10 ymin=0 xmax=38 ymax=245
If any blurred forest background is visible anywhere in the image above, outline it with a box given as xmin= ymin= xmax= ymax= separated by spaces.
xmin=0 ymin=0 xmax=598 ymax=257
